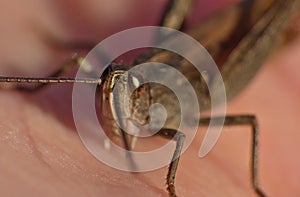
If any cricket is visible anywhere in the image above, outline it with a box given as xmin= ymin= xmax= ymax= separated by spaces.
xmin=0 ymin=0 xmax=299 ymax=196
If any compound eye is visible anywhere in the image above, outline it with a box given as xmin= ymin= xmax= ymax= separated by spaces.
xmin=128 ymin=72 xmax=143 ymax=92
xmin=131 ymin=76 xmax=140 ymax=87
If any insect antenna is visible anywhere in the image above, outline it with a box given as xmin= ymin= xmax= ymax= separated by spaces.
xmin=0 ymin=76 xmax=102 ymax=85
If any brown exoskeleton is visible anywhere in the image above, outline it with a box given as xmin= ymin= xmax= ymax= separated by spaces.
xmin=0 ymin=0 xmax=299 ymax=196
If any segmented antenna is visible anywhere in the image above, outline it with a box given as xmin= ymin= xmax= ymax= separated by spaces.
xmin=0 ymin=76 xmax=102 ymax=84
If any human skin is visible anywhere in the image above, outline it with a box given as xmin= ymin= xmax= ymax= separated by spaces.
xmin=0 ymin=0 xmax=300 ymax=196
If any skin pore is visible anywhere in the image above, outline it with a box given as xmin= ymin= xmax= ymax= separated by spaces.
xmin=0 ymin=0 xmax=300 ymax=196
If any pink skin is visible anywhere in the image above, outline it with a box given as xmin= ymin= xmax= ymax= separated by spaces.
xmin=0 ymin=0 xmax=300 ymax=196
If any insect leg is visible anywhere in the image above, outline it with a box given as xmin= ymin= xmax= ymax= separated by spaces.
xmin=157 ymin=128 xmax=185 ymax=197
xmin=134 ymin=0 xmax=194 ymax=65
xmin=199 ymin=115 xmax=267 ymax=197
xmin=159 ymin=0 xmax=194 ymax=30
xmin=118 ymin=128 xmax=139 ymax=171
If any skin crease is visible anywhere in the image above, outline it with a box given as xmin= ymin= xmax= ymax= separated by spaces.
xmin=0 ymin=0 xmax=299 ymax=196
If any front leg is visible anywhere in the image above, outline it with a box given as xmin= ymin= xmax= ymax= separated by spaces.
xmin=157 ymin=128 xmax=185 ymax=197
xmin=200 ymin=115 xmax=267 ymax=197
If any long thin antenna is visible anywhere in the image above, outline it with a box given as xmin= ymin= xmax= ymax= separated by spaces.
xmin=0 ymin=76 xmax=102 ymax=85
